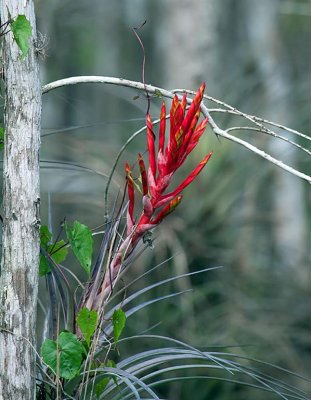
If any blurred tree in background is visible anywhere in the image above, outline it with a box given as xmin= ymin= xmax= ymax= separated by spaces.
xmin=6 ymin=0 xmax=308 ymax=398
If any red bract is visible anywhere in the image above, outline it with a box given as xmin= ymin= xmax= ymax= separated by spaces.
xmin=91 ymin=83 xmax=212 ymax=310
xmin=129 ymin=82 xmax=212 ymax=242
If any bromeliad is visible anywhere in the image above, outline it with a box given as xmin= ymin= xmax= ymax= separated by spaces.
xmin=127 ymin=82 xmax=212 ymax=242
xmin=89 ymin=83 xmax=212 ymax=311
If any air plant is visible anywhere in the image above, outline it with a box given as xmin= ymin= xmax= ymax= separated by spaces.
xmin=81 ymin=83 xmax=212 ymax=314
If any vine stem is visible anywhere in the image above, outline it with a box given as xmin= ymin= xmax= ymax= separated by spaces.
xmin=42 ymin=76 xmax=311 ymax=184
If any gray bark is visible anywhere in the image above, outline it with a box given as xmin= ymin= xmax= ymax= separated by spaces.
xmin=0 ymin=1 xmax=41 ymax=399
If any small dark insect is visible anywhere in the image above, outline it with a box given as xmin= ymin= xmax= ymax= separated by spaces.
xmin=143 ymin=231 xmax=154 ymax=249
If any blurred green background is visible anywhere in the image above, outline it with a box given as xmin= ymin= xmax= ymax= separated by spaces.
xmin=36 ymin=0 xmax=311 ymax=398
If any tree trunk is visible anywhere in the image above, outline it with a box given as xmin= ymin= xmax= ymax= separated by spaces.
xmin=159 ymin=0 xmax=219 ymax=89
xmin=245 ymin=0 xmax=307 ymax=271
xmin=0 ymin=1 xmax=41 ymax=398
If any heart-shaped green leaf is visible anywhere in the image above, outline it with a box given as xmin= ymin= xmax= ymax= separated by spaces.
xmin=112 ymin=308 xmax=126 ymax=345
xmin=66 ymin=221 xmax=93 ymax=275
xmin=10 ymin=15 xmax=32 ymax=59
xmin=76 ymin=307 xmax=98 ymax=346
xmin=41 ymin=332 xmax=84 ymax=380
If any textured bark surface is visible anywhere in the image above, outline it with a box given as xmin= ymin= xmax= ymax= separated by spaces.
xmin=0 ymin=1 xmax=41 ymax=399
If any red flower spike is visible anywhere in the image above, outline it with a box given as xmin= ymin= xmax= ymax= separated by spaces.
xmin=154 ymin=152 xmax=213 ymax=208
xmin=175 ymin=126 xmax=184 ymax=150
xmin=146 ymin=114 xmax=157 ymax=179
xmin=169 ymin=96 xmax=183 ymax=148
xmin=138 ymin=153 xmax=148 ymax=196
xmin=179 ymin=117 xmax=209 ymax=167
xmin=152 ymin=195 xmax=183 ymax=225
xmin=165 ymin=87 xmax=205 ymax=175
xmin=91 ymin=83 xmax=212 ymax=312
xmin=183 ymin=118 xmax=209 ymax=157
xmin=170 ymin=95 xmax=180 ymax=125
xmin=180 ymin=93 xmax=187 ymax=115
xmin=167 ymin=104 xmax=185 ymax=170
xmin=158 ymin=102 xmax=166 ymax=153
xmin=181 ymin=82 xmax=205 ymax=135
xmin=181 ymin=110 xmax=201 ymax=151
xmin=174 ymin=95 xmax=188 ymax=149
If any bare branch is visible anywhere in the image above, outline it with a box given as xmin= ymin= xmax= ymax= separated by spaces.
xmin=180 ymin=89 xmax=311 ymax=143
xmin=201 ymin=103 xmax=311 ymax=184
xmin=225 ymin=126 xmax=311 ymax=156
xmin=42 ymin=76 xmax=311 ymax=184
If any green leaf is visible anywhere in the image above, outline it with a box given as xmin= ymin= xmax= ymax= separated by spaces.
xmin=39 ymin=225 xmax=52 ymax=276
xmin=107 ymin=359 xmax=116 ymax=368
xmin=95 ymin=377 xmax=110 ymax=397
xmin=112 ymin=308 xmax=126 ymax=345
xmin=95 ymin=360 xmax=117 ymax=398
xmin=76 ymin=307 xmax=98 ymax=346
xmin=40 ymin=225 xmax=52 ymax=247
xmin=65 ymin=221 xmax=93 ymax=275
xmin=107 ymin=360 xmax=118 ymax=385
xmin=39 ymin=255 xmax=50 ymax=276
xmin=0 ymin=127 xmax=4 ymax=150
xmin=49 ymin=240 xmax=68 ymax=264
xmin=10 ymin=15 xmax=32 ymax=59
xmin=39 ymin=226 xmax=68 ymax=276
xmin=41 ymin=332 xmax=84 ymax=380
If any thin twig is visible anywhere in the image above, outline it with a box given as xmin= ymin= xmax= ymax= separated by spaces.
xmin=176 ymin=88 xmax=311 ymax=143
xmin=42 ymin=76 xmax=311 ymax=184
xmin=200 ymin=103 xmax=311 ymax=184
xmin=225 ymin=126 xmax=311 ymax=156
